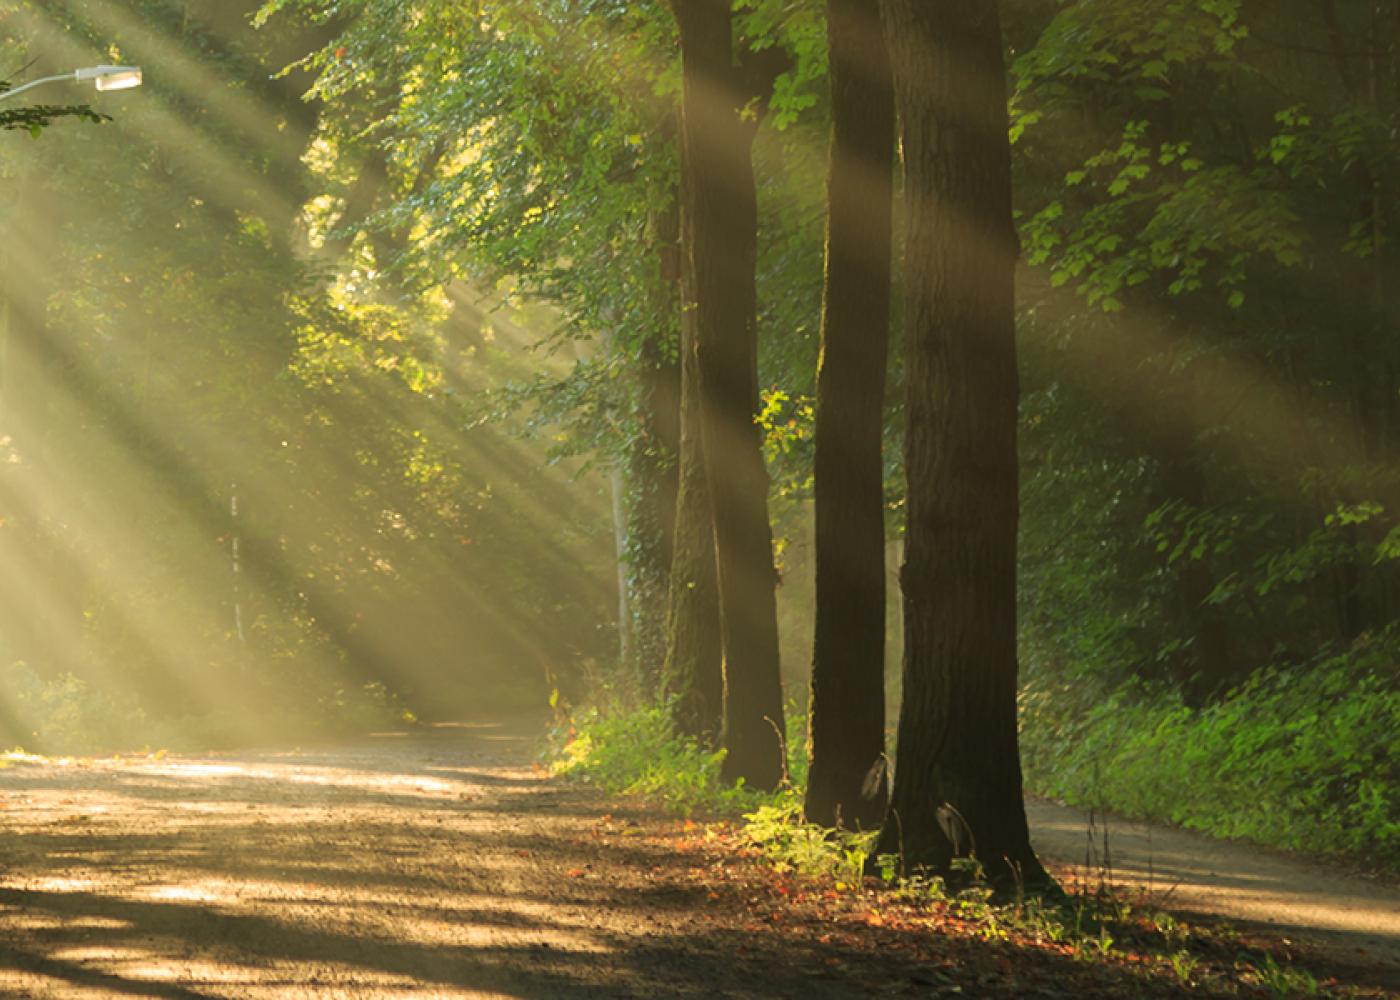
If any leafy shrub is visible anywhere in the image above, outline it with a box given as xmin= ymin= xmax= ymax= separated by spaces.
xmin=550 ymin=703 xmax=766 ymax=817
xmin=744 ymin=791 xmax=878 ymax=888
xmin=550 ymin=696 xmax=813 ymax=818
xmin=1020 ymin=631 xmax=1400 ymax=871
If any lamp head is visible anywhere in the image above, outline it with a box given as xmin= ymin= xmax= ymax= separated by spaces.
xmin=76 ymin=65 xmax=143 ymax=92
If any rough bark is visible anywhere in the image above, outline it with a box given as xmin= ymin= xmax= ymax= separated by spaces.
xmin=805 ymin=0 xmax=895 ymax=831
xmin=673 ymin=0 xmax=786 ymax=789
xmin=877 ymin=0 xmax=1050 ymax=887
xmin=662 ymin=169 xmax=724 ymax=742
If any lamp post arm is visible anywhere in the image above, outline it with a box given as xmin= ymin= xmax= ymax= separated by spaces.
xmin=0 ymin=72 xmax=79 ymax=102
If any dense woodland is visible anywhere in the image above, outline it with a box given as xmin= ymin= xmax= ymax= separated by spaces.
xmin=2 ymin=0 xmax=1398 ymax=890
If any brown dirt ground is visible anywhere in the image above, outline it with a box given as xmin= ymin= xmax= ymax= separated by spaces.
xmin=0 ymin=720 xmax=1394 ymax=998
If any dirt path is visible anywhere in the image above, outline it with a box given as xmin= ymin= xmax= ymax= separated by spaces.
xmin=1026 ymin=798 xmax=1400 ymax=984
xmin=0 ymin=720 xmax=1394 ymax=998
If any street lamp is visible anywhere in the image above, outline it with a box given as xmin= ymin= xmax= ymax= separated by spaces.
xmin=0 ymin=65 xmax=143 ymax=102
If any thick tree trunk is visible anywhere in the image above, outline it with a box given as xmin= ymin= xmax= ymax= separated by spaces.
xmin=877 ymin=0 xmax=1049 ymax=887
xmin=673 ymin=0 xmax=786 ymax=790
xmin=663 ymin=170 xmax=724 ymax=741
xmin=805 ymin=0 xmax=895 ymax=831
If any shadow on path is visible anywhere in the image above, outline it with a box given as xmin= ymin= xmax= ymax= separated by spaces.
xmin=1028 ymin=797 xmax=1400 ymax=986
xmin=0 ymin=720 xmax=1378 ymax=997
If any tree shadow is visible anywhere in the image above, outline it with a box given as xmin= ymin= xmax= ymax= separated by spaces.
xmin=0 ymin=730 xmax=1326 ymax=997
xmin=0 ymin=882 xmax=1230 ymax=999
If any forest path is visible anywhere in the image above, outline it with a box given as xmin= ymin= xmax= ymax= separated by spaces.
xmin=0 ymin=720 xmax=1393 ymax=998
xmin=1026 ymin=799 xmax=1400 ymax=985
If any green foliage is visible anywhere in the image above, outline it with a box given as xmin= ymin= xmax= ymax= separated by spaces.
xmin=550 ymin=700 xmax=873 ymax=889
xmin=1021 ymin=632 xmax=1400 ymax=871
xmin=0 ymin=0 xmax=619 ymax=729
xmin=0 ymin=103 xmax=108 ymax=137
xmin=1252 ymin=953 xmax=1319 ymax=999
xmin=745 ymin=792 xmax=876 ymax=889
xmin=551 ymin=704 xmax=764 ymax=817
xmin=1014 ymin=0 xmax=1400 ymax=709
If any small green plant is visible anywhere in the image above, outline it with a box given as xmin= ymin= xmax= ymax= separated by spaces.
xmin=1170 ymin=950 xmax=1199 ymax=986
xmin=1069 ymin=917 xmax=1115 ymax=961
xmin=1251 ymin=953 xmax=1319 ymax=999
xmin=1154 ymin=911 xmax=1191 ymax=949
xmin=744 ymin=792 xmax=879 ymax=890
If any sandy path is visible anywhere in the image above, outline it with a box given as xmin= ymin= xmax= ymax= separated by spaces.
xmin=1027 ymin=797 xmax=1400 ymax=984
xmin=0 ymin=721 xmax=995 ymax=999
xmin=0 ymin=720 xmax=1394 ymax=997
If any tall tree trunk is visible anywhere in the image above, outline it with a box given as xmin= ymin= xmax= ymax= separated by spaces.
xmin=877 ymin=0 xmax=1050 ymax=887
xmin=608 ymin=463 xmax=634 ymax=672
xmin=663 ymin=186 xmax=724 ymax=740
xmin=1158 ymin=428 xmax=1234 ymax=704
xmin=630 ymin=191 xmax=684 ymax=696
xmin=673 ymin=0 xmax=786 ymax=789
xmin=805 ymin=0 xmax=895 ymax=831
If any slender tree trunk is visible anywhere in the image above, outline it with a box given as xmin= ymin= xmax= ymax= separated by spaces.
xmin=877 ymin=0 xmax=1050 ymax=887
xmin=663 ymin=166 xmax=724 ymax=741
xmin=608 ymin=463 xmax=634 ymax=672
xmin=630 ymin=191 xmax=684 ymax=696
xmin=1158 ymin=432 xmax=1234 ymax=704
xmin=673 ymin=0 xmax=786 ymax=789
xmin=805 ymin=0 xmax=895 ymax=831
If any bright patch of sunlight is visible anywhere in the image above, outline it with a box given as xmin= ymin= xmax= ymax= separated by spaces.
xmin=24 ymin=876 xmax=101 ymax=894
xmin=50 ymin=946 xmax=168 ymax=967
xmin=144 ymin=760 xmax=463 ymax=796
xmin=144 ymin=883 xmax=229 ymax=904
xmin=7 ymin=915 xmax=133 ymax=931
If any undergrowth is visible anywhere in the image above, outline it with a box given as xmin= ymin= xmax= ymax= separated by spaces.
xmin=1020 ymin=632 xmax=1400 ymax=873
xmin=549 ymin=703 xmax=764 ymax=816
xmin=549 ymin=699 xmax=1356 ymax=997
